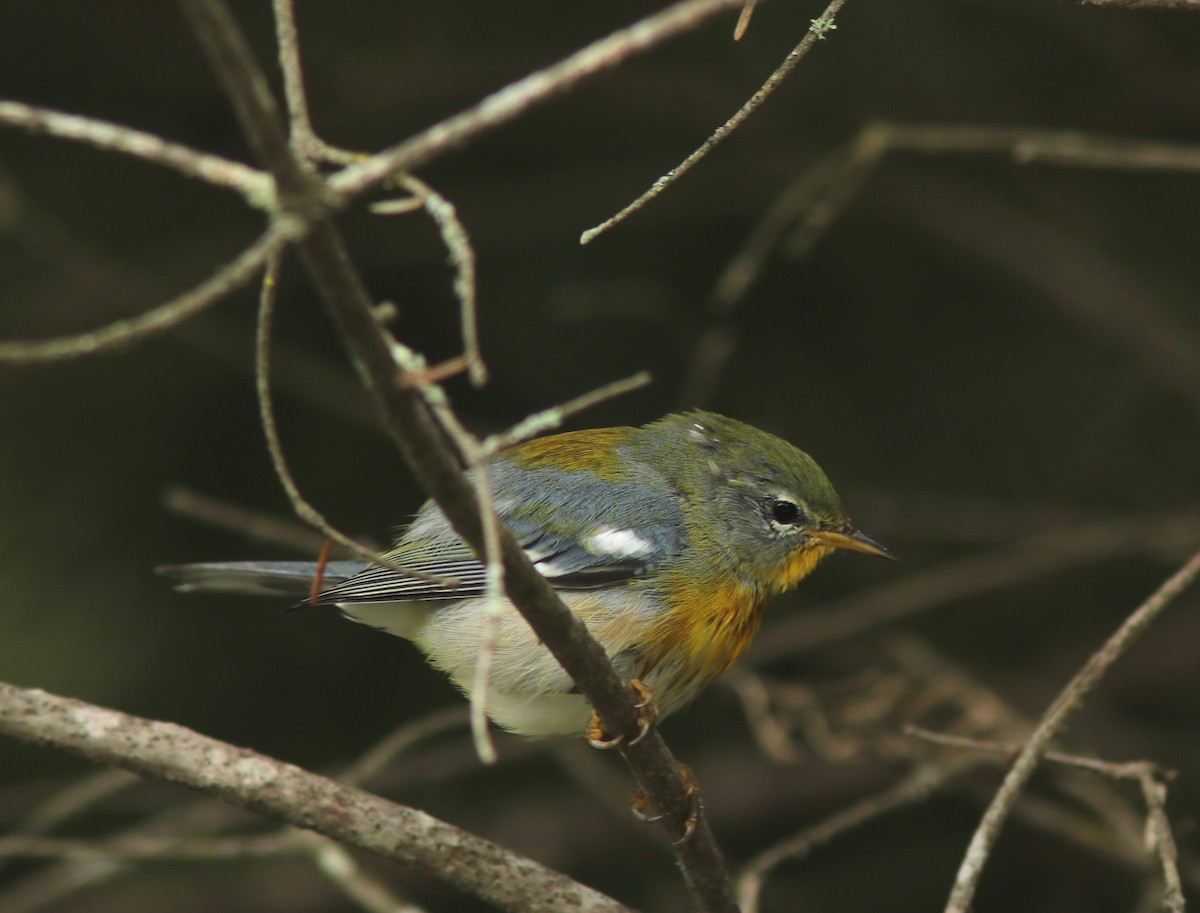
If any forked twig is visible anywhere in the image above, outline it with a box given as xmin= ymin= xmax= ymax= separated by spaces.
xmin=944 ymin=546 xmax=1200 ymax=913
xmin=908 ymin=727 xmax=1185 ymax=913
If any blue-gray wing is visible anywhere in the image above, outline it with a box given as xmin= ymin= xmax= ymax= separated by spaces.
xmin=312 ymin=458 xmax=684 ymax=605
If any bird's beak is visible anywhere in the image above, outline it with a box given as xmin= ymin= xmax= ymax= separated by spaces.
xmin=812 ymin=524 xmax=896 ymax=560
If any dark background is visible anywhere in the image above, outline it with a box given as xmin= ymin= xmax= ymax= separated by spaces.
xmin=1 ymin=1 xmax=1199 ymax=911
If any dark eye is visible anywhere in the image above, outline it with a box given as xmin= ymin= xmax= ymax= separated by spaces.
xmin=770 ymin=499 xmax=801 ymax=525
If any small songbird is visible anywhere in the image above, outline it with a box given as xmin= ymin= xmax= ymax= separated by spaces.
xmin=162 ymin=411 xmax=889 ymax=738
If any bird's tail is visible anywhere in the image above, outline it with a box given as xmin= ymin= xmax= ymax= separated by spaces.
xmin=156 ymin=560 xmax=365 ymax=598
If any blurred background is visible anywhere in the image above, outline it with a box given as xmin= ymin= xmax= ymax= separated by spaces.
xmin=1 ymin=1 xmax=1199 ymax=911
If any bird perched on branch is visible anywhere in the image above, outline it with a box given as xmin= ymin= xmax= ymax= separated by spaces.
xmin=161 ymin=411 xmax=889 ymax=738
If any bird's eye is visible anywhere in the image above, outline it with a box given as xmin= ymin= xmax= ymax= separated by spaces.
xmin=770 ymin=499 xmax=801 ymax=525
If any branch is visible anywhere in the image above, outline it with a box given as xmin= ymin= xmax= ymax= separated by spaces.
xmin=0 ymin=681 xmax=632 ymax=913
xmin=737 ymin=761 xmax=979 ymax=913
xmin=580 ymin=0 xmax=849 ymax=244
xmin=178 ymin=1 xmax=739 ymax=909
xmin=0 ymin=100 xmax=272 ymax=205
xmin=908 ymin=728 xmax=1185 ymax=913
xmin=326 ymin=0 xmax=750 ymax=202
xmin=708 ymin=121 xmax=1200 ymax=317
xmin=944 ymin=546 xmax=1200 ymax=913
xmin=0 ymin=224 xmax=292 ymax=364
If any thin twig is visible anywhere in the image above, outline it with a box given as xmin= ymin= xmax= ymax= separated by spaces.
xmin=338 ymin=705 xmax=471 ymax=788
xmin=0 ymin=224 xmax=291 ymax=364
xmin=709 ymin=121 xmax=1200 ymax=318
xmin=723 ymin=669 xmax=805 ymax=763
xmin=9 ymin=769 xmax=139 ymax=840
xmin=162 ymin=485 xmax=333 ymax=554
xmin=0 ymin=682 xmax=632 ymax=913
xmin=468 ymin=456 xmax=504 ymax=765
xmin=327 ymin=0 xmax=750 ymax=202
xmin=271 ymin=0 xmax=360 ymax=166
xmin=254 ymin=255 xmax=453 ymax=586
xmin=296 ymin=831 xmax=430 ymax=913
xmin=733 ymin=0 xmax=758 ymax=39
xmin=0 ymin=100 xmax=273 ymax=205
xmin=0 ymin=769 xmax=140 ymax=880
xmin=397 ymin=175 xmax=487 ymax=387
xmin=482 ymin=371 xmax=652 ymax=456
xmin=944 ymin=546 xmax=1200 ymax=913
xmin=908 ymin=728 xmax=1186 ymax=913
xmin=737 ymin=761 xmax=979 ymax=913
xmin=580 ymin=0 xmax=849 ymax=245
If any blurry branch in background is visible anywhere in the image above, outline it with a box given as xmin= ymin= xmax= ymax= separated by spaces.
xmin=737 ymin=761 xmax=980 ymax=913
xmin=162 ymin=486 xmax=335 ymax=554
xmin=0 ymin=706 xmax=471 ymax=913
xmin=0 ymin=682 xmax=631 ymax=913
xmin=683 ymin=121 xmax=1200 ymax=409
xmin=0 ymin=225 xmax=292 ymax=364
xmin=732 ymin=628 xmax=1198 ymax=912
xmin=580 ymin=0 xmax=849 ymax=245
xmin=733 ymin=0 xmax=759 ymax=39
xmin=751 ymin=505 xmax=1200 ymax=663
xmin=0 ymin=769 xmax=140 ymax=884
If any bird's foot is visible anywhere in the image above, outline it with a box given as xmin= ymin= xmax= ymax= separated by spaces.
xmin=630 ymin=761 xmax=703 ymax=844
xmin=585 ymin=678 xmax=657 ymax=749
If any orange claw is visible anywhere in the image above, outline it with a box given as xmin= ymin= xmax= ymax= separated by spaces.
xmin=672 ymin=762 xmax=703 ymax=845
xmin=630 ymin=788 xmax=664 ymax=823
xmin=627 ymin=761 xmax=704 ymax=843
xmin=585 ymin=711 xmax=624 ymax=749
xmin=628 ymin=679 xmax=657 ymax=746
xmin=585 ymin=680 xmax=659 ymax=749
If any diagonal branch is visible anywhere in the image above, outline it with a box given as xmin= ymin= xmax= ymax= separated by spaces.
xmin=580 ymin=0 xmax=849 ymax=244
xmin=177 ymin=1 xmax=739 ymax=910
xmin=0 ymin=681 xmax=632 ymax=913
xmin=944 ymin=545 xmax=1200 ymax=913
xmin=325 ymin=0 xmax=750 ymax=202
xmin=0 ymin=223 xmax=292 ymax=363
xmin=0 ymin=100 xmax=272 ymax=205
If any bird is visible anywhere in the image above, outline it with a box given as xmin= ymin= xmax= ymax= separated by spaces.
xmin=161 ymin=410 xmax=890 ymax=739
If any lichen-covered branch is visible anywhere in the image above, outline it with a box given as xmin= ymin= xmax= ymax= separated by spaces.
xmin=0 ymin=681 xmax=631 ymax=913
